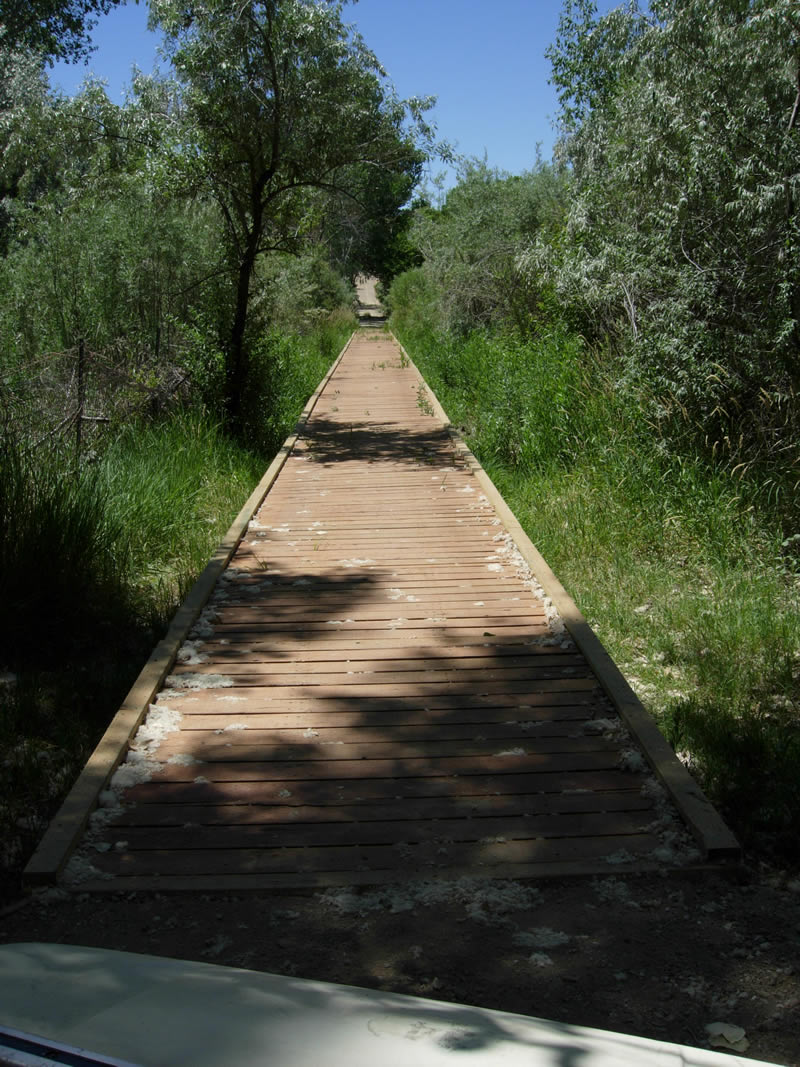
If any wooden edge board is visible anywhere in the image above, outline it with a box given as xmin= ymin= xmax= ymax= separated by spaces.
xmin=22 ymin=333 xmax=356 ymax=888
xmin=393 ymin=334 xmax=741 ymax=864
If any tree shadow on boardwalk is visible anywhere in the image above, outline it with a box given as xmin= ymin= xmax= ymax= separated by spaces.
xmin=100 ymin=556 xmax=668 ymax=885
xmin=296 ymin=417 xmax=461 ymax=467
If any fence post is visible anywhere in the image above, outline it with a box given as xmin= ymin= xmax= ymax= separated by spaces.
xmin=75 ymin=338 xmax=85 ymax=474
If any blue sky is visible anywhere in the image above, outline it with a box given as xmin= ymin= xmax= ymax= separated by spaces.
xmin=49 ymin=0 xmax=617 ymax=188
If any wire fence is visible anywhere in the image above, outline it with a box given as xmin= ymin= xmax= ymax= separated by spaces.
xmin=0 ymin=341 xmax=191 ymax=467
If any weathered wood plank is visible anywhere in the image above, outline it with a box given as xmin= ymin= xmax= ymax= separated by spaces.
xmin=110 ymin=790 xmax=652 ymax=827
xmin=89 ymin=832 xmax=660 ymax=877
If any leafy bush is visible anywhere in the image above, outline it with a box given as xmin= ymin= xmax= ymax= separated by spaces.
xmin=406 ymin=162 xmax=567 ymax=337
xmin=545 ymin=0 xmax=800 ymax=521
xmin=241 ymin=312 xmax=355 ymax=454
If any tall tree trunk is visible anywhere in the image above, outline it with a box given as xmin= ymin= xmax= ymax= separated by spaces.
xmin=227 ymin=233 xmax=259 ymax=431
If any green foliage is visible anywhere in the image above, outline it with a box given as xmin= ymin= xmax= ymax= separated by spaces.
xmin=150 ymin=0 xmax=431 ymax=422
xmin=0 ymin=412 xmax=265 ymax=894
xmin=393 ymin=315 xmax=584 ymax=473
xmin=241 ymin=311 xmax=355 ymax=454
xmin=1 ymin=181 xmax=220 ymax=359
xmin=97 ymin=412 xmax=265 ymax=609
xmin=0 ymin=0 xmax=122 ymax=63
xmin=322 ymin=168 xmax=424 ymax=284
xmin=0 ymin=435 xmax=132 ymax=660
xmin=383 ymin=267 xmax=437 ymax=332
xmin=406 ymin=160 xmax=568 ymax=336
xmin=543 ymin=0 xmax=800 ymax=518
xmin=255 ymin=251 xmax=355 ymax=334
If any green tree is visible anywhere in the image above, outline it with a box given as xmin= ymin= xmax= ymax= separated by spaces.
xmin=544 ymin=0 xmax=800 ymax=503
xmin=321 ymin=159 xmax=424 ymax=284
xmin=409 ymin=160 xmax=568 ymax=336
xmin=150 ymin=0 xmax=432 ymax=426
xmin=0 ymin=0 xmax=123 ymax=64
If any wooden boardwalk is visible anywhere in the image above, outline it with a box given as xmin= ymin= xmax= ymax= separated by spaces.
xmin=50 ymin=329 xmax=739 ymax=891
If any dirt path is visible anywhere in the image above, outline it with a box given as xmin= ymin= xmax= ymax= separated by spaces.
xmin=2 ymin=867 xmax=799 ymax=1064
xmin=355 ymin=274 xmax=384 ymax=322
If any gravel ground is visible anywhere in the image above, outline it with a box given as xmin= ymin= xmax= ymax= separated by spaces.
xmin=2 ymin=865 xmax=799 ymax=1065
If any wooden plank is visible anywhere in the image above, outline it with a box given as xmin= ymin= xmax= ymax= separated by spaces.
xmin=110 ymin=790 xmax=652 ymax=827
xmin=164 ymin=707 xmax=601 ymax=731
xmin=88 ymin=832 xmax=660 ymax=877
xmin=164 ymin=720 xmax=605 ymax=744
xmin=141 ymin=750 xmax=627 ymax=783
xmin=112 ymin=809 xmax=655 ymax=850
xmin=166 ymin=663 xmax=591 ymax=686
xmin=125 ymin=768 xmax=644 ymax=805
xmin=154 ymin=734 xmax=617 ymax=762
xmin=178 ymin=641 xmax=581 ymax=658
xmin=159 ymin=679 xmax=600 ymax=699
xmin=155 ymin=690 xmax=601 ymax=714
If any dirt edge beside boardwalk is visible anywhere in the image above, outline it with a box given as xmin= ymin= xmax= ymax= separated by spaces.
xmin=2 ymin=867 xmax=799 ymax=1066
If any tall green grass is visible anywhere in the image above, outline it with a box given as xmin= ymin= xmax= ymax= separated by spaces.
xmin=396 ymin=316 xmax=800 ymax=862
xmin=0 ymin=438 xmax=133 ymax=661
xmin=242 ymin=311 xmax=353 ymax=454
xmin=98 ymin=413 xmax=265 ymax=614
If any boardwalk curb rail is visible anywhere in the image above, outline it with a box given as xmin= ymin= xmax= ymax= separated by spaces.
xmin=393 ymin=337 xmax=740 ymax=863
xmin=22 ymin=335 xmax=357 ymax=886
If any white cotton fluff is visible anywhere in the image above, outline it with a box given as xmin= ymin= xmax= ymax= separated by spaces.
xmin=177 ymin=640 xmax=209 ymax=665
xmin=619 ymin=749 xmax=648 ymax=773
xmin=513 ymin=928 xmax=570 ymax=949
xmin=131 ymin=705 xmax=182 ymax=755
xmin=62 ymin=854 xmax=114 ymax=885
xmin=594 ymin=878 xmax=634 ymax=904
xmin=641 ymin=778 xmax=668 ymax=805
xmin=190 ymin=605 xmax=220 ymax=639
xmin=220 ymin=567 xmax=251 ymax=582
xmin=165 ymin=672 xmax=235 ymax=689
xmin=111 ymin=752 xmax=162 ymax=790
xmin=319 ymin=877 xmax=541 ymax=923
xmin=605 ymin=849 xmax=636 ymax=865
xmin=529 ymin=953 xmax=554 ymax=967
xmin=582 ymin=718 xmax=618 ymax=736
xmin=88 ymin=801 xmax=125 ymax=836
xmin=167 ymin=753 xmax=202 ymax=766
